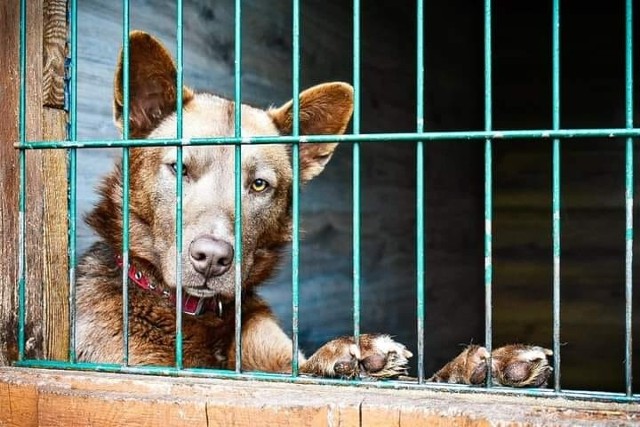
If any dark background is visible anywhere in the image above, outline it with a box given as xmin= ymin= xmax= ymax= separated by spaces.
xmin=76 ymin=0 xmax=639 ymax=392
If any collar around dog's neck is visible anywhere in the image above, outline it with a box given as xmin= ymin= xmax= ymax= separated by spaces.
xmin=115 ymin=255 xmax=224 ymax=317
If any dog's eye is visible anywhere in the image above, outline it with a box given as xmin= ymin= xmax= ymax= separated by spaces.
xmin=251 ymin=178 xmax=269 ymax=193
xmin=169 ymin=162 xmax=188 ymax=177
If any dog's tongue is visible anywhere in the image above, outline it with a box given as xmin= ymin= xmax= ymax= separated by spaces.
xmin=182 ymin=294 xmax=205 ymax=315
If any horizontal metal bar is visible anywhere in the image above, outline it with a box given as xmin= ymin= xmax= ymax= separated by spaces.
xmin=14 ymin=128 xmax=640 ymax=149
xmin=12 ymin=360 xmax=639 ymax=404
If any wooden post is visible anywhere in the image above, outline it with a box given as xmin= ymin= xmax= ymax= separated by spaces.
xmin=0 ymin=0 xmax=69 ymax=365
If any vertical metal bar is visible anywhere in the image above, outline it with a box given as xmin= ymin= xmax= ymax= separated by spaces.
xmin=17 ymin=0 xmax=27 ymax=362
xmin=551 ymin=0 xmax=562 ymax=393
xmin=415 ymin=0 xmax=426 ymax=384
xmin=291 ymin=0 xmax=301 ymax=377
xmin=68 ymin=0 xmax=79 ymax=364
xmin=624 ymin=0 xmax=634 ymax=398
xmin=175 ymin=0 xmax=185 ymax=370
xmin=234 ymin=0 xmax=243 ymax=374
xmin=352 ymin=0 xmax=361 ymax=348
xmin=483 ymin=0 xmax=493 ymax=387
xmin=121 ymin=0 xmax=130 ymax=367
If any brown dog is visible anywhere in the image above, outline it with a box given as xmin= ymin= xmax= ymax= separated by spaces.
xmin=76 ymin=31 xmax=551 ymax=385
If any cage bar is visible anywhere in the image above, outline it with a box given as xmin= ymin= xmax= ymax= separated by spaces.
xmin=290 ymin=0 xmax=301 ymax=377
xmin=174 ymin=0 xmax=185 ymax=370
xmin=483 ymin=0 xmax=493 ymax=387
xmin=624 ymin=0 xmax=634 ymax=398
xmin=551 ymin=0 xmax=562 ymax=393
xmin=16 ymin=128 xmax=640 ymax=150
xmin=17 ymin=0 xmax=27 ymax=361
xmin=415 ymin=0 xmax=426 ymax=384
xmin=121 ymin=0 xmax=131 ymax=367
xmin=233 ymin=0 xmax=243 ymax=374
xmin=67 ymin=0 xmax=79 ymax=364
xmin=352 ymin=0 xmax=361 ymax=351
xmin=13 ymin=358 xmax=640 ymax=403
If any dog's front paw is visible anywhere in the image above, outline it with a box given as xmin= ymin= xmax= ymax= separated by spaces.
xmin=301 ymin=334 xmax=412 ymax=379
xmin=429 ymin=344 xmax=552 ymax=388
xmin=491 ymin=344 xmax=553 ymax=387
xmin=429 ymin=344 xmax=490 ymax=385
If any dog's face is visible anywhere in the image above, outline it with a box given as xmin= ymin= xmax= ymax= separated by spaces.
xmin=90 ymin=31 xmax=353 ymax=299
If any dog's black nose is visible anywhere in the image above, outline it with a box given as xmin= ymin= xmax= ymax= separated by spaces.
xmin=189 ymin=235 xmax=234 ymax=278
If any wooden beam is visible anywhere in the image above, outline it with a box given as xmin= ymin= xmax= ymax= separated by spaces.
xmin=1 ymin=368 xmax=638 ymax=426
xmin=0 ymin=0 xmax=68 ymax=365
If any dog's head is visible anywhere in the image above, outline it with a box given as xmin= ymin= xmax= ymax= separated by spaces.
xmin=88 ymin=31 xmax=353 ymax=299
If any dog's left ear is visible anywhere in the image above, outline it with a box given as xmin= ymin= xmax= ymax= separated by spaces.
xmin=269 ymin=82 xmax=354 ymax=182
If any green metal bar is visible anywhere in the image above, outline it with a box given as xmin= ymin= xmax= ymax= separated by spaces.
xmin=17 ymin=128 xmax=640 ymax=150
xmin=17 ymin=0 xmax=27 ymax=362
xmin=291 ymin=0 xmax=301 ymax=377
xmin=13 ymin=359 xmax=639 ymax=403
xmin=551 ymin=0 xmax=561 ymax=393
xmin=121 ymin=0 xmax=131 ymax=367
xmin=415 ymin=0 xmax=426 ymax=384
xmin=233 ymin=0 xmax=243 ymax=374
xmin=484 ymin=0 xmax=493 ymax=387
xmin=67 ymin=0 xmax=79 ymax=364
xmin=174 ymin=0 xmax=185 ymax=371
xmin=624 ymin=0 xmax=634 ymax=398
xmin=352 ymin=0 xmax=361 ymax=349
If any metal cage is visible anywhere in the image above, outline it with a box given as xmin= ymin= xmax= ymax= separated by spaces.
xmin=14 ymin=0 xmax=638 ymax=403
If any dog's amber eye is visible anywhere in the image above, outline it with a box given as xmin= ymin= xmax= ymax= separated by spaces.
xmin=169 ymin=162 xmax=188 ymax=176
xmin=251 ymin=178 xmax=269 ymax=192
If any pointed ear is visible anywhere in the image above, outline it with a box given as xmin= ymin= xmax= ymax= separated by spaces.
xmin=114 ymin=31 xmax=194 ymax=138
xmin=269 ymin=82 xmax=353 ymax=182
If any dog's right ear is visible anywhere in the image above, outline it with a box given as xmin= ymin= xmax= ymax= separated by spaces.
xmin=114 ymin=31 xmax=194 ymax=138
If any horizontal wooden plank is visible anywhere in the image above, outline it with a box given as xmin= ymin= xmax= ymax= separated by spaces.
xmin=0 ymin=368 xmax=638 ymax=426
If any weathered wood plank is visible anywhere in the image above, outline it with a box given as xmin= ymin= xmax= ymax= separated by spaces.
xmin=0 ymin=381 xmax=39 ymax=427
xmin=1 ymin=368 xmax=639 ymax=426
xmin=0 ymin=0 xmax=69 ymax=364
xmin=41 ymin=108 xmax=69 ymax=361
xmin=0 ymin=0 xmax=21 ymax=366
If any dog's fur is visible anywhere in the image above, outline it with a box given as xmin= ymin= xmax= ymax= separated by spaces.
xmin=76 ymin=31 xmax=551 ymax=384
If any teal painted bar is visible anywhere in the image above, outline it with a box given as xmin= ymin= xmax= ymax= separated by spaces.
xmin=174 ymin=0 xmax=185 ymax=370
xmin=68 ymin=0 xmax=79 ymax=364
xmin=290 ymin=0 xmax=301 ymax=377
xmin=415 ymin=0 xmax=426 ymax=384
xmin=352 ymin=0 xmax=361 ymax=350
xmin=483 ymin=0 xmax=493 ymax=387
xmin=13 ymin=359 xmax=639 ymax=403
xmin=233 ymin=0 xmax=243 ymax=373
xmin=121 ymin=0 xmax=131 ymax=367
xmin=551 ymin=0 xmax=562 ymax=393
xmin=17 ymin=0 xmax=27 ymax=362
xmin=624 ymin=0 xmax=634 ymax=398
xmin=17 ymin=128 xmax=640 ymax=150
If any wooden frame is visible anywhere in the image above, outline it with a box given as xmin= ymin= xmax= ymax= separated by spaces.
xmin=0 ymin=0 xmax=69 ymax=364
xmin=1 ymin=368 xmax=638 ymax=426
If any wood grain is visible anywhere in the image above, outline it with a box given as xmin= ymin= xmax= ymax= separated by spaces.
xmin=0 ymin=0 xmax=69 ymax=364
xmin=43 ymin=0 xmax=67 ymax=108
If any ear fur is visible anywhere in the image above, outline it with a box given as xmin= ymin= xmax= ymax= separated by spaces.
xmin=269 ymin=82 xmax=354 ymax=182
xmin=114 ymin=30 xmax=194 ymax=138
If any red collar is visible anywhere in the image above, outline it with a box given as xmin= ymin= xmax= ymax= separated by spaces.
xmin=116 ymin=256 xmax=224 ymax=317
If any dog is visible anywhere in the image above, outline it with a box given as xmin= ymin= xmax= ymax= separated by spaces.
xmin=76 ymin=31 xmax=551 ymax=385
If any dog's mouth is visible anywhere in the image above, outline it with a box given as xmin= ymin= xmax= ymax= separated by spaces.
xmin=182 ymin=278 xmax=229 ymax=298
xmin=183 ymin=287 xmax=218 ymax=298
